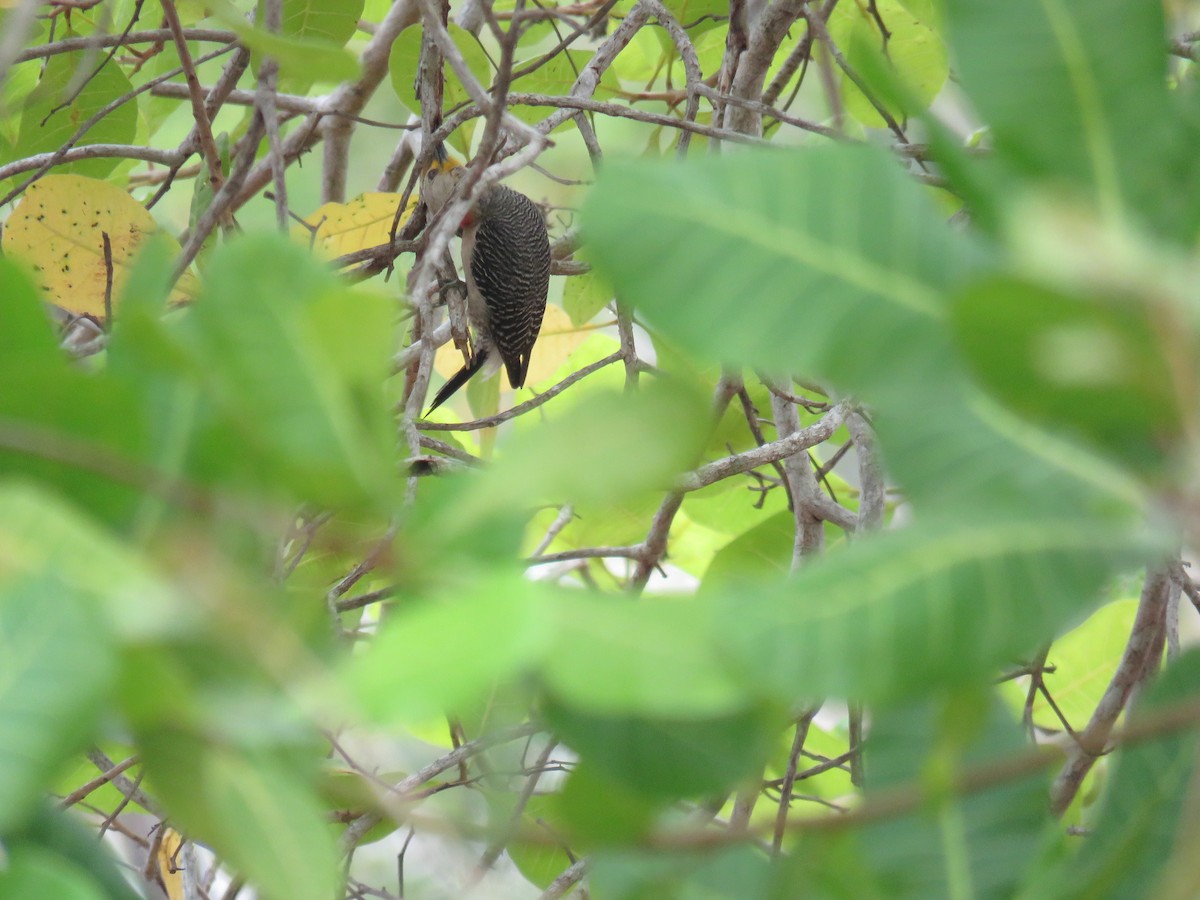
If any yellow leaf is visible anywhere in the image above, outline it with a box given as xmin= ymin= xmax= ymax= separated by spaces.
xmin=434 ymin=339 xmax=470 ymax=380
xmin=523 ymin=303 xmax=592 ymax=386
xmin=433 ymin=304 xmax=591 ymax=383
xmin=429 ymin=304 xmax=592 ymax=407
xmin=299 ymin=192 xmax=419 ymax=260
xmin=155 ymin=826 xmax=186 ymax=900
xmin=1 ymin=175 xmax=184 ymax=318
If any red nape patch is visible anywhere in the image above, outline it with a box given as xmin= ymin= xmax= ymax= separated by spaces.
xmin=460 ymin=209 xmax=477 ymax=229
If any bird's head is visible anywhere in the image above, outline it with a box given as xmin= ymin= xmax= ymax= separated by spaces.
xmin=420 ymin=143 xmax=466 ymax=214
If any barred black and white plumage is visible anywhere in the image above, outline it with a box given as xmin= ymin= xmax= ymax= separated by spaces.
xmin=468 ymin=184 xmax=551 ymax=389
xmin=422 ymin=154 xmax=551 ymax=414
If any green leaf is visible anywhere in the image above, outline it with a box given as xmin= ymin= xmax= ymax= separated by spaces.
xmin=510 ymin=50 xmax=622 ymax=127
xmin=942 ymin=0 xmax=1190 ymax=237
xmin=506 ymin=796 xmax=580 ymax=887
xmin=591 ymin=846 xmax=781 ymax=900
xmin=181 ymin=233 xmax=395 ymax=508
xmin=859 ymin=697 xmax=1050 ymax=900
xmin=343 ymin=575 xmax=553 ymax=723
xmin=869 ymin=370 xmax=1143 ymax=520
xmin=542 ymin=595 xmax=745 ymax=717
xmin=1056 ymin=650 xmax=1200 ymax=900
xmin=582 ymin=146 xmax=969 ymax=392
xmin=699 ymin=510 xmax=794 ymax=594
xmin=280 ymin=0 xmax=364 ymax=46
xmin=0 ymin=258 xmax=61 ymax=367
xmin=389 ymin=24 xmax=490 ymax=149
xmin=827 ymin=0 xmax=948 ymax=126
xmin=138 ymin=732 xmax=342 ymax=900
xmin=557 ymin=761 xmax=662 ymax=844
xmin=716 ymin=515 xmax=1151 ymax=704
xmin=0 ymin=844 xmax=107 ymax=900
xmin=435 ymin=380 xmax=710 ymax=544
xmin=657 ymin=0 xmax=726 ymax=35
xmin=545 ymin=700 xmax=779 ymax=799
xmin=0 ymin=291 xmax=150 ymax=523
xmin=235 ymin=24 xmax=360 ymax=84
xmin=951 ymin=276 xmax=1183 ymax=475
xmin=11 ymin=803 xmax=143 ymax=900
xmin=0 ymin=574 xmax=115 ymax=833
xmin=561 ymin=270 xmax=613 ymax=326
xmin=0 ymin=482 xmax=186 ymax=639
xmin=212 ymin=0 xmax=361 ymax=85
xmin=9 ymin=50 xmax=137 ymax=183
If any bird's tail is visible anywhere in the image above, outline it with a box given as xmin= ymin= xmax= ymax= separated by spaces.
xmin=425 ymin=350 xmax=490 ymax=415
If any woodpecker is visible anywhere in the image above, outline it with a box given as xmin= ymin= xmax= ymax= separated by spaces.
xmin=420 ymin=147 xmax=551 ymax=414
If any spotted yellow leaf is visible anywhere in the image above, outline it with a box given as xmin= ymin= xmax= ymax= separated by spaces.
xmin=1 ymin=175 xmax=185 ymax=318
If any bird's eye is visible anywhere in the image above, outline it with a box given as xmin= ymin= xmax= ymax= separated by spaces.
xmin=428 ymin=169 xmax=439 ymax=179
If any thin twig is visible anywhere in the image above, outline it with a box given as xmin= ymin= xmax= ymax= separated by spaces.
xmin=59 ymin=754 xmax=139 ymax=808
xmin=1049 ymin=564 xmax=1173 ymax=816
xmin=417 ymin=351 xmax=623 ymax=429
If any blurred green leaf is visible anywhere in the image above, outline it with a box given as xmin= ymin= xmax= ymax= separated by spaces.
xmin=0 ymin=284 xmax=149 ymax=524
xmin=546 ymin=700 xmax=779 ymax=799
xmin=0 ymin=482 xmax=186 ymax=639
xmin=699 ymin=510 xmax=794 ymax=594
xmin=0 ymin=574 xmax=114 ymax=834
xmin=557 ymin=761 xmax=662 ymax=844
xmin=582 ymin=146 xmax=970 ymax=392
xmin=0 ymin=258 xmax=61 ymax=367
xmin=543 ymin=595 xmax=744 ymax=717
xmin=591 ymin=846 xmax=781 ymax=900
xmin=866 ymin=363 xmax=1145 ymax=521
xmin=424 ymin=380 xmax=710 ymax=553
xmin=181 ymin=233 xmax=395 ymax=508
xmin=494 ymin=379 xmax=709 ymax=505
xmin=942 ymin=0 xmax=1193 ymax=238
xmin=343 ymin=575 xmax=552 ymax=723
xmin=951 ymin=276 xmax=1183 ymax=474
xmin=0 ymin=844 xmax=107 ymax=900
xmin=9 ymin=803 xmax=142 ymax=900
xmin=716 ymin=515 xmax=1151 ymax=704
xmin=858 ymin=697 xmax=1049 ymax=899
xmin=139 ymin=731 xmax=342 ymax=900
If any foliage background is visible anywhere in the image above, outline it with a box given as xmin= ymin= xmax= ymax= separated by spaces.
xmin=1 ymin=0 xmax=1200 ymax=897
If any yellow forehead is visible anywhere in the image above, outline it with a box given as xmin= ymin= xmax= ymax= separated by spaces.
xmin=428 ymin=156 xmax=464 ymax=174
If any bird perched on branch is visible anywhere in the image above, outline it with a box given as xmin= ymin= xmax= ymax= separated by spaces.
xmin=420 ymin=146 xmax=551 ymax=415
